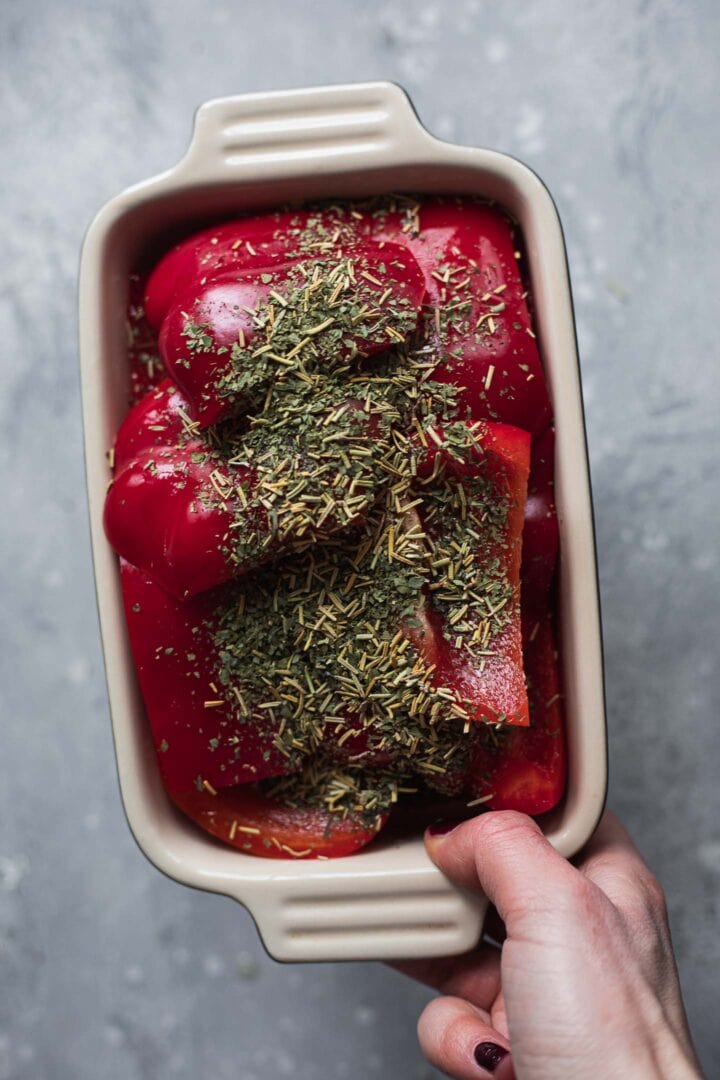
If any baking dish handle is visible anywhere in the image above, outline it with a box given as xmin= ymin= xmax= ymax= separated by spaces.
xmin=175 ymin=81 xmax=436 ymax=183
xmin=240 ymin=869 xmax=489 ymax=964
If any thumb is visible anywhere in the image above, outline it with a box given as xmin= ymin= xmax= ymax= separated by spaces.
xmin=425 ymin=810 xmax=579 ymax=933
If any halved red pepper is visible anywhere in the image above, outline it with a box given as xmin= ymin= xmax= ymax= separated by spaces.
xmin=468 ymin=611 xmax=566 ymax=813
xmin=466 ymin=425 xmax=563 ymax=815
xmin=119 ymin=560 xmax=297 ymax=792
xmin=144 ymin=206 xmax=368 ymax=330
xmin=144 ymin=199 xmax=550 ymax=435
xmin=157 ymin=240 xmax=425 ymax=426
xmin=105 ymin=379 xmax=394 ymax=598
xmin=169 ymin=784 xmax=388 ymax=859
xmin=122 ymin=562 xmax=390 ymax=857
xmin=369 ymin=200 xmax=552 ymax=437
xmin=413 ymin=420 xmax=531 ymax=727
xmin=120 ymin=556 xmax=415 ymax=797
xmin=521 ymin=426 xmax=559 ymax=610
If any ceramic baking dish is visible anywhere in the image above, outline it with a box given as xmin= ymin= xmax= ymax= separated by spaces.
xmin=79 ymin=81 xmax=607 ymax=962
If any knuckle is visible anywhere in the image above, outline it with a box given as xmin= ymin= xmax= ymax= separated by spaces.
xmin=557 ymin=870 xmax=599 ymax=917
xmin=507 ymin=872 xmax=598 ymax=934
xmin=617 ymin=873 xmax=668 ymax=929
xmin=546 ymin=868 xmax=604 ymax=928
xmin=632 ymin=876 xmax=669 ymax=930
xmin=468 ymin=809 xmax=540 ymax=849
xmin=640 ymin=872 xmax=668 ymax=918
xmin=581 ymin=851 xmax=616 ymax=880
xmin=565 ymin=867 xmax=595 ymax=902
xmin=583 ymin=849 xmax=669 ymax=926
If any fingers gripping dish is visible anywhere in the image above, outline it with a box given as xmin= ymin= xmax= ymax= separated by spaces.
xmin=104 ymin=197 xmax=566 ymax=859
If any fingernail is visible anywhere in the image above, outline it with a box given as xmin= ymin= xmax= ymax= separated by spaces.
xmin=426 ymin=820 xmax=459 ymax=837
xmin=474 ymin=1042 xmax=509 ymax=1073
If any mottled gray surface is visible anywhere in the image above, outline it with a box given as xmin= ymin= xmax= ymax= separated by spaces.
xmin=1 ymin=0 xmax=719 ymax=1077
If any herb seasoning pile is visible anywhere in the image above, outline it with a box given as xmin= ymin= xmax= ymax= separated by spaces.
xmin=107 ymin=196 xmax=567 ymax=859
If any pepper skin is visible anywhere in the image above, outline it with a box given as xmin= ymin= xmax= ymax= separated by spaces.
xmin=370 ymin=200 xmax=552 ymax=437
xmin=415 ymin=421 xmax=532 ymax=728
xmin=468 ymin=611 xmax=567 ymax=814
xmin=521 ymin=426 xmax=559 ymax=610
xmin=119 ymin=559 xmax=299 ymax=793
xmin=157 ymin=240 xmax=426 ymax=427
xmin=169 ymin=784 xmax=388 ymax=859
xmin=105 ymin=380 xmax=391 ymax=599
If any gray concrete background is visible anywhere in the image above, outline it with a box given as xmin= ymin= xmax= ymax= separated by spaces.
xmin=1 ymin=1 xmax=719 ymax=1076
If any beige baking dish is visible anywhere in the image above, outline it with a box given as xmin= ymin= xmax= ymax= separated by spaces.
xmin=79 ymin=81 xmax=607 ymax=962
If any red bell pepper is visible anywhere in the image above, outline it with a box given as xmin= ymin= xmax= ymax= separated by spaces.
xmin=521 ymin=426 xmax=559 ymax=609
xmin=121 ymin=560 xmax=390 ymax=858
xmin=412 ymin=421 xmax=531 ymax=727
xmin=464 ymin=428 xmax=564 ymax=813
xmin=119 ymin=559 xmax=297 ymax=793
xmin=144 ymin=206 xmax=368 ymax=330
xmin=169 ymin=783 xmax=388 ymax=859
xmin=468 ymin=611 xmax=566 ymax=813
xmin=144 ymin=199 xmax=550 ymax=434
xmin=120 ymin=558 xmax=396 ymax=798
xmin=105 ymin=378 xmax=400 ymax=599
xmin=156 ymin=240 xmax=425 ymax=427
xmin=368 ymin=199 xmax=552 ymax=437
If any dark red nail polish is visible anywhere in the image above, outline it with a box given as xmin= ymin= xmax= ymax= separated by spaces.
xmin=474 ymin=1042 xmax=509 ymax=1073
xmin=426 ymin=820 xmax=459 ymax=837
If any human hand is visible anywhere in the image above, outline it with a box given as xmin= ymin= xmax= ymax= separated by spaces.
xmin=394 ymin=810 xmax=702 ymax=1079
